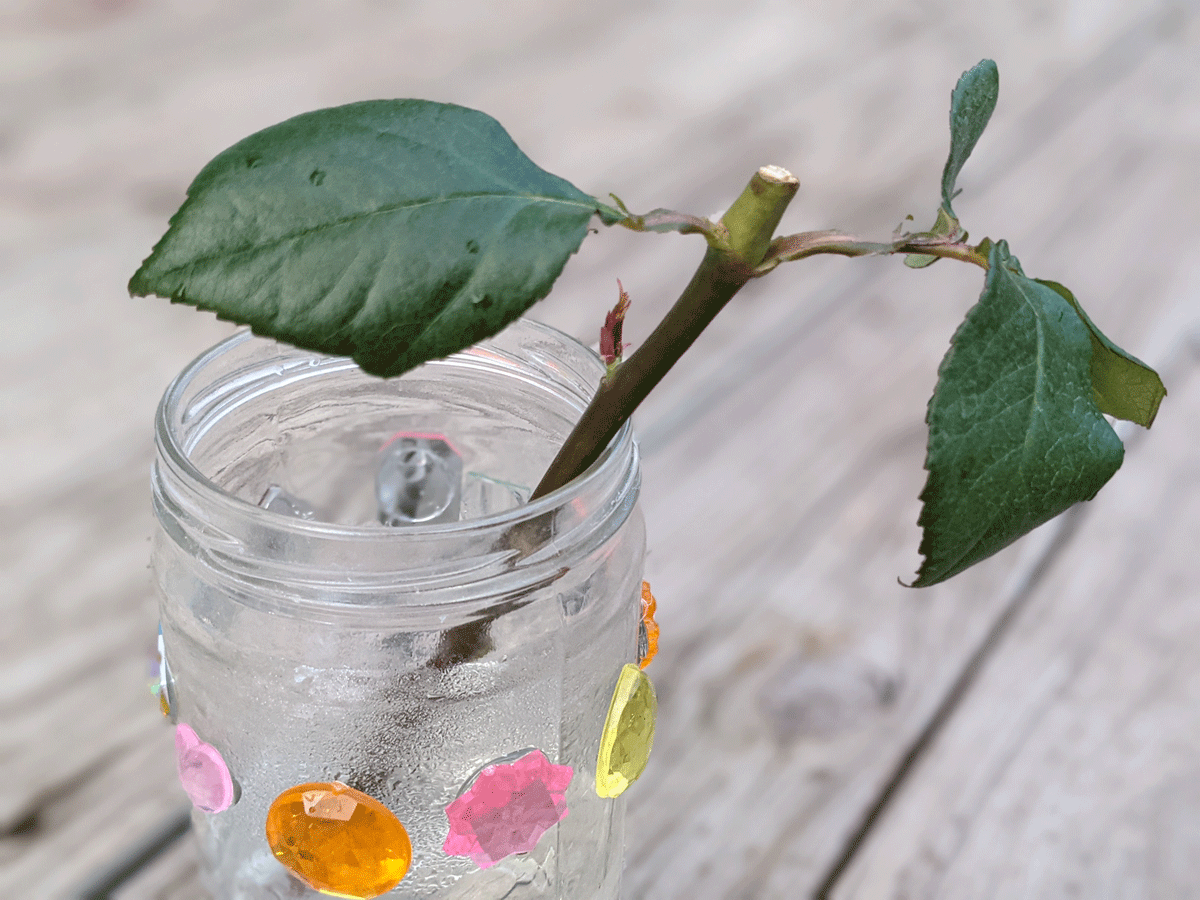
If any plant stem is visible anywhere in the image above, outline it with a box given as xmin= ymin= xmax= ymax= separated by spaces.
xmin=752 ymin=231 xmax=990 ymax=275
xmin=530 ymin=166 xmax=799 ymax=500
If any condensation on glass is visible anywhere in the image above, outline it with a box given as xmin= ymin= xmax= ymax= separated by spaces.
xmin=152 ymin=320 xmax=644 ymax=899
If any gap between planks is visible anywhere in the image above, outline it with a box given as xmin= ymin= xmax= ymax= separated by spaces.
xmin=812 ymin=321 xmax=1200 ymax=899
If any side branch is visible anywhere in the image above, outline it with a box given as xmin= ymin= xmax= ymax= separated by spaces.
xmin=754 ymin=230 xmax=991 ymax=275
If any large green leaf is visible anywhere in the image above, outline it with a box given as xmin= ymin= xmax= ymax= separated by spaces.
xmin=130 ymin=100 xmax=609 ymax=377
xmin=941 ymin=59 xmax=999 ymax=217
xmin=1035 ymin=279 xmax=1166 ymax=426
xmin=913 ymin=241 xmax=1124 ymax=586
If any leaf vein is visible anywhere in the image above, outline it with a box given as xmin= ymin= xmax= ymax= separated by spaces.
xmin=153 ymin=191 xmax=597 ymax=281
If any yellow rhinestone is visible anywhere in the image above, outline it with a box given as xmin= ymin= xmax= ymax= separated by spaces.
xmin=595 ymin=664 xmax=657 ymax=798
xmin=265 ymin=781 xmax=411 ymax=898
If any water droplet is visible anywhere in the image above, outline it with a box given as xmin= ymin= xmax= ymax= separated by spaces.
xmin=309 ymin=169 xmax=326 ymax=186
xmin=465 ymin=239 xmax=480 ymax=254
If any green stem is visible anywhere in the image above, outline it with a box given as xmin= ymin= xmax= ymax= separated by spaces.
xmin=755 ymin=231 xmax=990 ymax=274
xmin=530 ymin=166 xmax=799 ymax=500
xmin=895 ymin=240 xmax=989 ymax=268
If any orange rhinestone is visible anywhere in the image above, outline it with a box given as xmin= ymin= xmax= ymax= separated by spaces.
xmin=265 ymin=781 xmax=411 ymax=899
xmin=639 ymin=581 xmax=659 ymax=669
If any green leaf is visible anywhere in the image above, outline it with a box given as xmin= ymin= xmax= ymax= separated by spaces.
xmin=1035 ymin=279 xmax=1166 ymax=427
xmin=941 ymin=59 xmax=999 ymax=218
xmin=913 ymin=240 xmax=1124 ymax=586
xmin=904 ymin=206 xmax=963 ymax=269
xmin=130 ymin=100 xmax=607 ymax=377
xmin=908 ymin=56 xmax=999 ymax=269
xmin=904 ymin=251 xmax=938 ymax=270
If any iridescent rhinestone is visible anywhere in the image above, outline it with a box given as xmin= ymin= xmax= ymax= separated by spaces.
xmin=595 ymin=664 xmax=657 ymax=798
xmin=266 ymin=781 xmax=411 ymax=898
xmin=443 ymin=748 xmax=572 ymax=869
xmin=377 ymin=433 xmax=462 ymax=525
xmin=175 ymin=724 xmax=234 ymax=813
xmin=638 ymin=581 xmax=659 ymax=669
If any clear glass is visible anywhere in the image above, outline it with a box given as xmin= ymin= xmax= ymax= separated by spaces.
xmin=152 ymin=320 xmax=644 ymax=899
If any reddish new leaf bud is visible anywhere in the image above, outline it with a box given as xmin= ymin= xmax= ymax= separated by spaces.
xmin=600 ymin=280 xmax=632 ymax=367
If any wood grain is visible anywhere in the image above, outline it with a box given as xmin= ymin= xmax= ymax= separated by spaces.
xmin=1 ymin=1 xmax=1194 ymax=898
xmin=831 ymin=337 xmax=1200 ymax=900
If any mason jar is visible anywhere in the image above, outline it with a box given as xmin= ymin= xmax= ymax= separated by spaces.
xmin=151 ymin=319 xmax=645 ymax=899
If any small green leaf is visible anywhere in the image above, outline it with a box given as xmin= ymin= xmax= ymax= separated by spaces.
xmin=904 ymin=206 xmax=963 ymax=269
xmin=1035 ymin=279 xmax=1166 ymax=427
xmin=908 ymin=56 xmax=999 ymax=269
xmin=941 ymin=59 xmax=999 ymax=218
xmin=130 ymin=100 xmax=607 ymax=377
xmin=593 ymin=195 xmax=628 ymax=225
xmin=914 ymin=240 xmax=1124 ymax=586
xmin=904 ymin=252 xmax=939 ymax=270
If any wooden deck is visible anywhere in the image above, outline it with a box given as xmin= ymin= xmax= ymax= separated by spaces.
xmin=3 ymin=2 xmax=1198 ymax=897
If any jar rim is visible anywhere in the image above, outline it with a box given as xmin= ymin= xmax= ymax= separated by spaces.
xmin=151 ymin=321 xmax=640 ymax=620
xmin=156 ymin=322 xmax=632 ymax=537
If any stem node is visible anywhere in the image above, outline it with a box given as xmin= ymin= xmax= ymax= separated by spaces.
xmin=531 ymin=167 xmax=799 ymax=499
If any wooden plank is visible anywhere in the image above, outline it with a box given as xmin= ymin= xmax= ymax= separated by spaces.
xmin=821 ymin=19 xmax=1200 ymax=895
xmin=1 ymin=1 xmax=1190 ymax=897
xmin=111 ymin=832 xmax=207 ymax=900
xmin=620 ymin=11 xmax=1199 ymax=899
xmin=829 ymin=331 xmax=1200 ymax=899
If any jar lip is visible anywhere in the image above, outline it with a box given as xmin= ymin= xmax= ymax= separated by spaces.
xmin=154 ymin=323 xmax=633 ymax=540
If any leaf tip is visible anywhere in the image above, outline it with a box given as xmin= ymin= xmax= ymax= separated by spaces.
xmin=127 ymin=270 xmax=147 ymax=298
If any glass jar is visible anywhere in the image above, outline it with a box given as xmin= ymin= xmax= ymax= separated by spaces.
xmin=152 ymin=319 xmax=645 ymax=899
